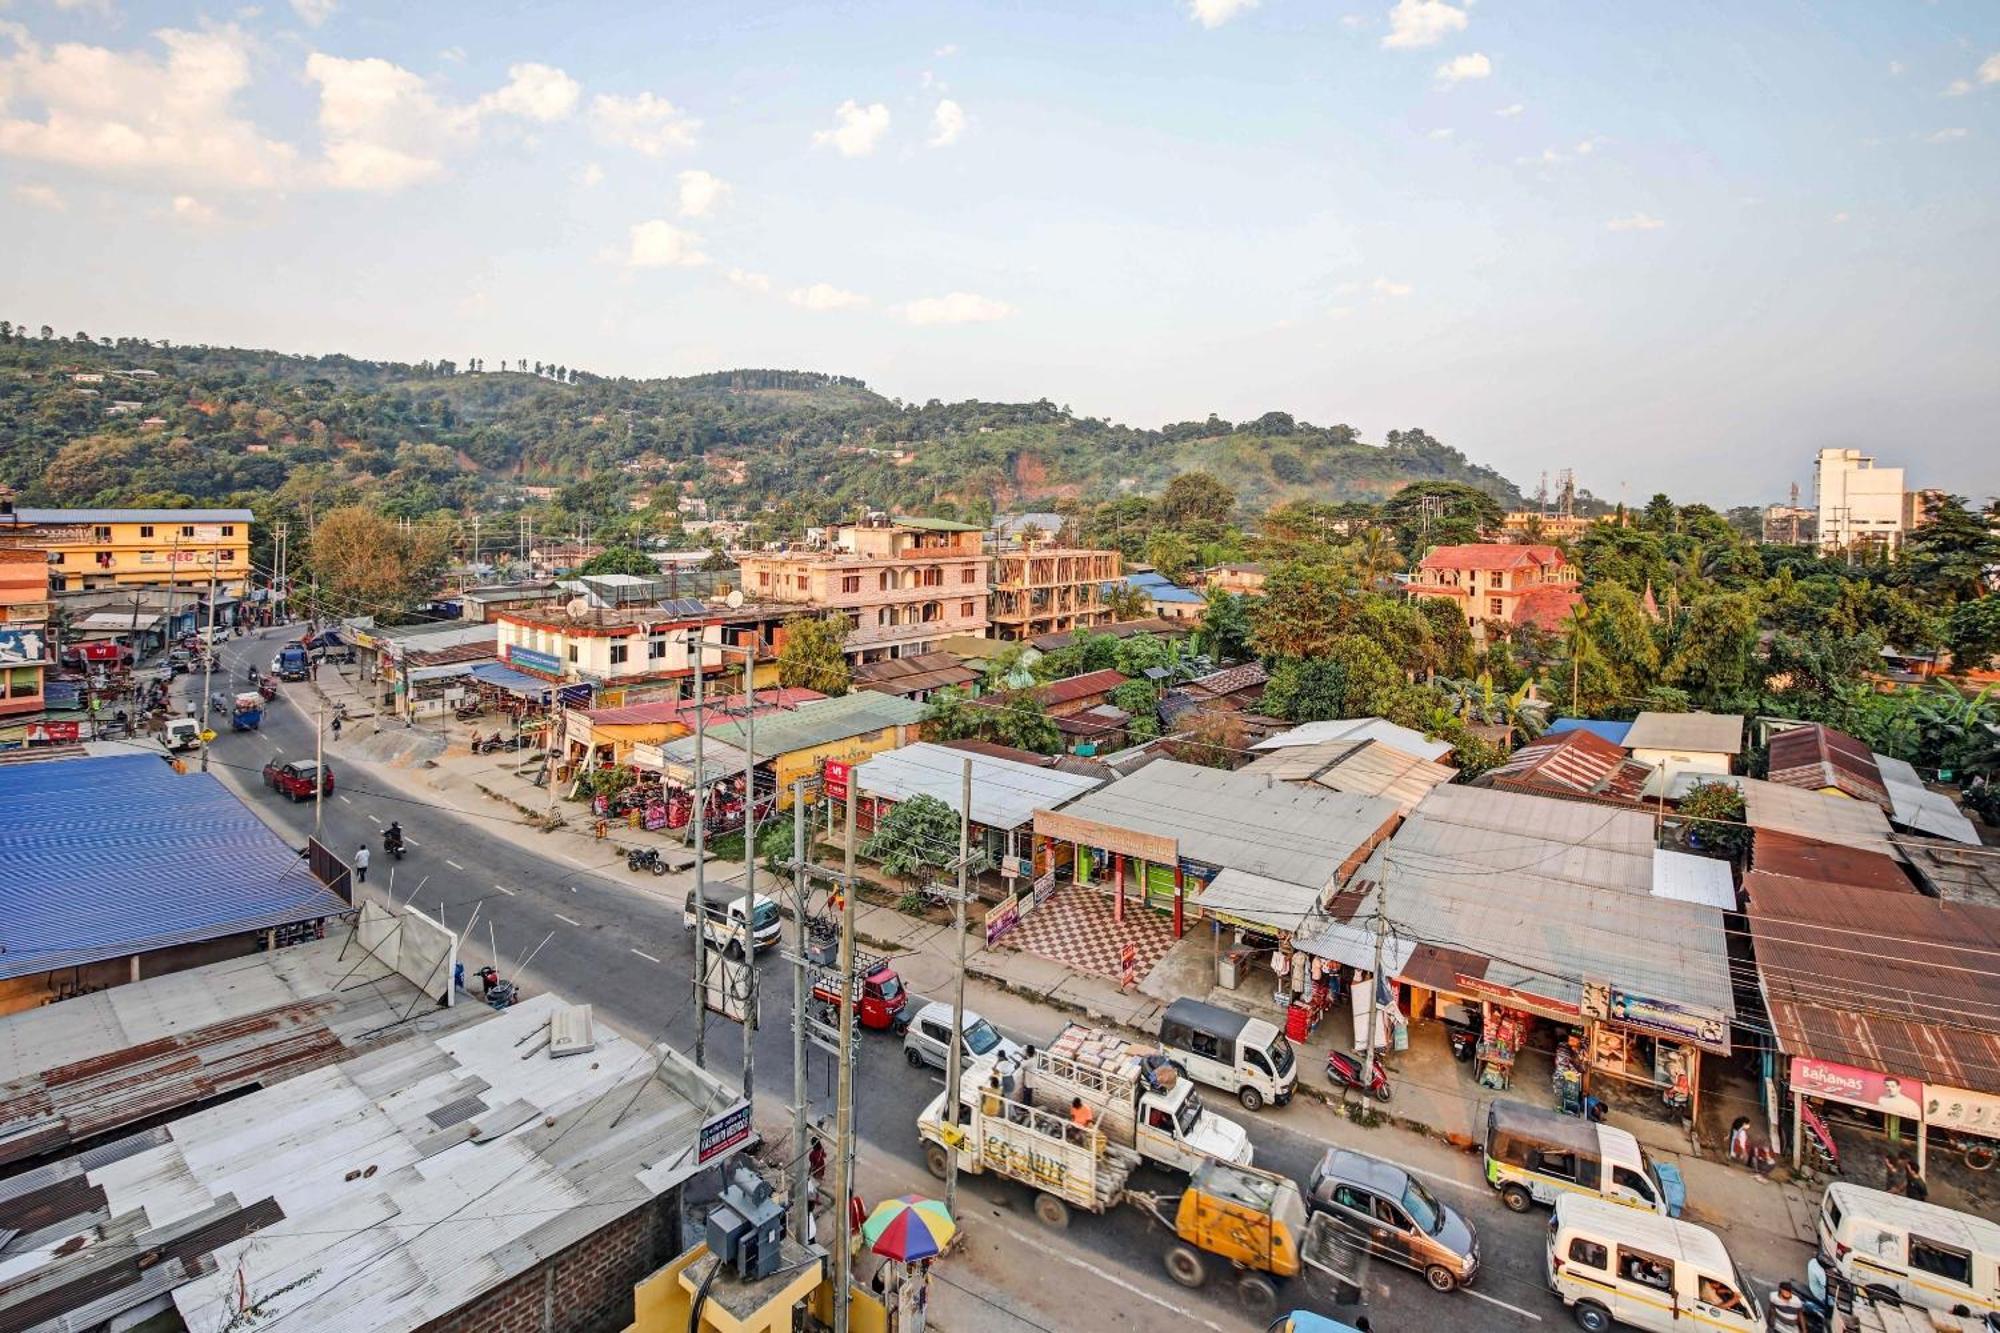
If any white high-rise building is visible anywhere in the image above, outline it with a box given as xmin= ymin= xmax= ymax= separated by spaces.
xmin=1813 ymin=448 xmax=1906 ymax=554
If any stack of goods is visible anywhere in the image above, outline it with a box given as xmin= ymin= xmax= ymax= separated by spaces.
xmin=1049 ymin=1026 xmax=1179 ymax=1091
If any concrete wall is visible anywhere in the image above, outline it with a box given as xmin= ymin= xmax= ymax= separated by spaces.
xmin=420 ymin=1193 xmax=679 ymax=1333
xmin=355 ymin=901 xmax=459 ymax=1007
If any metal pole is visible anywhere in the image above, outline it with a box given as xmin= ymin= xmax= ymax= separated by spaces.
xmin=742 ymin=650 xmax=757 ymax=1104
xmin=314 ymin=695 xmax=325 ymax=840
xmin=691 ymin=629 xmax=707 ymax=1069
xmin=944 ymin=756 xmax=972 ymax=1217
xmin=198 ymin=553 xmax=219 ymax=770
xmin=790 ymin=777 xmax=811 ymax=1245
xmin=1360 ymin=880 xmax=1386 ymax=1085
xmin=833 ymin=779 xmax=859 ymax=1333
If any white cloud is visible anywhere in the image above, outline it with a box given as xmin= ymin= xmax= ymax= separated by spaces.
xmin=0 ymin=27 xmax=298 ymax=190
xmin=1831 ymin=211 xmax=1850 ymax=224
xmin=789 ymin=282 xmax=867 ymax=311
xmin=676 ymin=168 xmax=729 ymax=216
xmin=305 ymin=52 xmax=465 ymax=190
xmin=1382 ymin=0 xmax=1467 ymax=50
xmin=289 ymin=0 xmax=337 ymax=26
xmin=474 ymin=62 xmax=580 ymax=123
xmin=812 ymin=100 xmax=891 ymax=157
xmin=1575 ymin=135 xmax=1607 ymax=155
xmin=625 ymin=220 xmax=708 ymax=269
xmin=1495 ymin=102 xmax=1524 ymax=116
xmin=439 ymin=46 xmax=467 ymax=64
xmin=1888 ymin=60 xmax=1905 ymax=77
xmin=899 ymin=292 xmax=1014 ymax=326
xmin=1605 ymin=212 xmax=1665 ymax=231
xmin=171 ymin=193 xmax=218 ymax=223
xmin=1921 ymin=127 xmax=1969 ymax=143
xmin=1427 ymin=127 xmax=1455 ymax=139
xmin=1189 ymin=0 xmax=1257 ymax=28
xmin=575 ymin=162 xmax=604 ymax=187
xmin=12 ymin=182 xmax=64 ymax=210
xmin=1434 ymin=52 xmax=1490 ymax=84
xmin=928 ymin=98 xmax=966 ymax=147
xmin=726 ymin=268 xmax=772 ymax=294
xmin=51 ymin=0 xmax=113 ymax=13
xmin=934 ymin=43 xmax=959 ymax=57
xmin=1339 ymin=14 xmax=1368 ymax=29
xmin=1372 ymin=276 xmax=1413 ymax=297
xmin=1981 ymin=52 xmax=2000 ymax=85
xmin=1944 ymin=79 xmax=1971 ymax=96
xmin=590 ymin=92 xmax=701 ymax=156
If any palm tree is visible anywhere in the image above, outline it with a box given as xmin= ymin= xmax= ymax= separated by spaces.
xmin=1434 ymin=673 xmax=1548 ymax=745
xmin=1346 ymin=526 xmax=1403 ymax=590
xmin=1104 ymin=582 xmax=1151 ymax=622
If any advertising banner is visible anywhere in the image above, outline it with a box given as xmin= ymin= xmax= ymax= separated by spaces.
xmin=697 ymin=1101 xmax=753 ymax=1166
xmin=506 ymin=645 xmax=562 ymax=675
xmin=984 ymin=892 xmax=1021 ymax=947
xmin=823 ymin=758 xmax=851 ymax=801
xmin=1924 ymin=1085 xmax=2000 ymax=1138
xmin=1792 ymin=1057 xmax=1925 ymax=1121
xmin=1607 ymin=989 xmax=1729 ymax=1050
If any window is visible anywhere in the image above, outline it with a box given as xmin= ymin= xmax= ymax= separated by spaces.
xmin=1372 ymin=1196 xmax=1410 ymax=1229
xmin=139 ymin=525 xmax=155 ymax=538
xmin=961 ymin=600 xmax=974 ymax=617
xmin=1244 ymin=1048 xmax=1271 ymax=1075
xmin=922 ymin=1020 xmax=951 ymax=1044
xmin=879 ymin=571 xmax=891 ymax=591
xmin=609 ymin=644 xmax=628 ymax=665
xmin=961 ymin=567 xmax=976 ymax=583
xmin=1617 ymin=1248 xmax=1674 ymax=1293
xmin=50 ymin=553 xmax=64 ymax=565
xmin=1331 ymin=1184 xmax=1372 ymax=1213
xmin=93 ymin=526 xmax=112 ymax=541
xmin=221 ymin=525 xmax=235 ymax=536
xmin=219 ymin=550 xmax=235 ymax=561
xmin=1147 ymin=1107 xmax=1175 ymax=1132
xmin=181 ymin=525 xmax=196 ymax=538
xmin=795 ymin=575 xmax=808 ymax=589
xmin=758 ymin=571 xmax=771 ymax=587
xmin=1534 ymin=1150 xmax=1578 ymax=1182
xmin=1488 ymin=597 xmax=1504 ymax=617
xmin=1908 ymin=1235 xmax=1972 ymax=1286
xmin=1611 ymin=1166 xmax=1656 ymax=1204
xmin=1698 ymin=1278 xmax=1748 ymax=1314
xmin=567 ymin=645 xmax=578 ymax=663
xmin=1187 ymin=1031 xmax=1221 ymax=1059
xmin=649 ymin=639 xmax=666 ymax=659
xmin=841 ymin=574 xmax=861 ymax=593
xmin=1568 ymin=1239 xmax=1608 ymax=1271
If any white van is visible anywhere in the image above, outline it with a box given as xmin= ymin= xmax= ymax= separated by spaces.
xmin=1809 ymin=1182 xmax=2000 ymax=1319
xmin=682 ymin=890 xmax=782 ymax=957
xmin=1547 ymin=1193 xmax=1762 ymax=1333
xmin=1158 ymin=998 xmax=1297 ymax=1112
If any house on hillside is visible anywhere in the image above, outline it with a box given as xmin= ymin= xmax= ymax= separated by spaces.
xmin=1406 ymin=543 xmax=1579 ymax=631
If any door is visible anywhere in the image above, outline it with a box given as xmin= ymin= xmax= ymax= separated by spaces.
xmin=1529 ymin=1148 xmax=1580 ymax=1206
xmin=1137 ymin=1102 xmax=1194 ymax=1174
xmin=1242 ymin=1046 xmax=1275 ymax=1100
xmin=1693 ymin=1273 xmax=1755 ymax=1328
xmin=1612 ymin=1245 xmax=1677 ymax=1330
xmin=1179 ymin=1029 xmax=1234 ymax=1091
xmin=1367 ymin=1194 xmax=1422 ymax=1272
xmin=919 ymin=1018 xmax=953 ymax=1068
xmin=1324 ymin=1184 xmax=1402 ymax=1269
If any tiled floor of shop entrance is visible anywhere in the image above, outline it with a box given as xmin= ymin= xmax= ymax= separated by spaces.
xmin=997 ymin=885 xmax=1179 ymax=984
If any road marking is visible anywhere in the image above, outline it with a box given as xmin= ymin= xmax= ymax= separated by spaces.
xmin=1401 ymin=1162 xmax=1486 ymax=1196
xmin=366 ymin=813 xmax=381 ymax=824
xmin=493 ymin=883 xmax=516 ymax=896
xmin=993 ymin=1223 xmax=1228 ymax=1332
xmin=555 ymin=913 xmax=581 ymax=926
xmin=630 ymin=948 xmax=661 ymax=963
xmin=1464 ymin=1289 xmax=1544 ymax=1322
xmin=446 ymin=859 xmax=464 ymax=870
xmin=337 ymin=794 xmax=352 ymax=805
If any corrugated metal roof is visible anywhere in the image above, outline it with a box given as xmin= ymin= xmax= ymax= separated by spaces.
xmin=1874 ymin=752 xmax=1980 ymax=844
xmin=707 ymin=689 xmax=924 ymax=758
xmin=1739 ymin=776 xmax=1896 ymax=845
xmin=1196 ymin=868 xmax=1327 ymax=934
xmin=1481 ymin=729 xmax=1651 ymax=802
xmin=1623 ymin=711 xmax=1746 ymax=756
xmin=1766 ymin=722 xmax=1888 ymax=807
xmin=1746 ymin=871 xmax=2000 ymax=1093
xmin=1545 ymin=718 xmax=1635 ymax=747
xmin=1249 ymin=717 xmax=1452 ymax=762
xmin=582 ymin=686 xmax=822 ymax=729
xmin=1307 ymin=740 xmax=1457 ymax=813
xmin=1752 ymin=829 xmax=1917 ymax=894
xmin=1187 ymin=662 xmax=1268 ymax=697
xmin=12 ymin=507 xmax=254 ymax=523
xmin=0 ymin=754 xmax=349 ymax=982
xmin=855 ymin=741 xmax=1102 ymax=829
xmin=468 ymin=662 xmax=552 ymax=699
xmin=1034 ymin=669 xmax=1128 ymax=707
xmin=1651 ymin=850 xmax=1737 ymax=909
xmin=1901 ymin=837 xmax=2000 ymax=908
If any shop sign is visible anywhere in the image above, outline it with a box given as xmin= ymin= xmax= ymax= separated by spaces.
xmin=697 ymin=1100 xmax=753 ymax=1165
xmin=1031 ymin=869 xmax=1058 ymax=907
xmin=507 ymin=645 xmax=562 ymax=675
xmin=1923 ymin=1085 xmax=2000 ymax=1138
xmin=1001 ymin=854 xmax=1029 ymax=879
xmin=26 ymin=721 xmax=79 ymax=743
xmin=823 ymin=759 xmax=851 ymax=801
xmin=1607 ymin=990 xmax=1727 ymax=1048
xmin=1792 ymin=1057 xmax=1925 ymax=1121
xmin=0 ymin=627 xmax=48 ymax=666
xmin=984 ymin=892 xmax=1021 ymax=947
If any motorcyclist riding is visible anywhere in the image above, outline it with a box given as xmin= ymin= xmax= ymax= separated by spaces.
xmin=384 ymin=822 xmax=404 ymax=856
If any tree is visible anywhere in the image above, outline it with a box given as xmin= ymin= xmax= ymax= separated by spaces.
xmin=578 ymin=545 xmax=656 ymax=576
xmin=1678 ymin=779 xmax=1750 ymax=861
xmin=861 ymin=793 xmax=960 ymax=885
xmin=1110 ymin=679 xmax=1159 ymax=718
xmin=1163 ymin=709 xmax=1245 ymax=769
xmin=701 ymin=547 xmax=732 ymax=571
xmin=1896 ymin=496 xmax=2000 ymax=606
xmin=305 ymin=506 xmax=450 ymax=616
xmin=1415 ymin=596 xmax=1475 ymax=677
xmin=1661 ymin=593 xmax=1760 ymax=702
xmin=921 ymin=685 xmax=983 ymax=740
xmin=1158 ymin=471 xmax=1236 ymax=532
xmin=1103 ymin=581 xmax=1150 ymax=622
xmin=776 ymin=615 xmax=851 ymax=695
xmin=1144 ymin=530 xmax=1196 ymax=580
xmin=1948 ymin=596 xmax=2000 ymax=671
xmin=1383 ymin=481 xmax=1504 ymax=553
xmin=1345 ymin=526 xmax=1404 ymax=590
xmin=1249 ymin=563 xmax=1349 ymax=660
xmin=1349 ymin=598 xmax=1435 ymax=677
xmin=1641 ymin=492 xmax=1678 ymax=532
xmin=994 ymin=692 xmax=1061 ymax=754
xmin=1262 ymin=659 xmax=1352 ymax=723
xmin=1197 ymin=589 xmax=1252 ymax=663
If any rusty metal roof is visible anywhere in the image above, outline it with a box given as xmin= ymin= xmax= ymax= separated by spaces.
xmin=1746 ymin=870 xmax=2000 ymax=1094
xmin=1752 ymin=829 xmax=1918 ymax=895
xmin=1480 ymin=728 xmax=1652 ymax=803
xmin=1767 ymin=722 xmax=1890 ymax=808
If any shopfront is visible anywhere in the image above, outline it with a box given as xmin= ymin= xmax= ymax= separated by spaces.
xmin=1790 ymin=1057 xmax=1930 ymax=1173
xmin=1582 ymin=984 xmax=1730 ymax=1124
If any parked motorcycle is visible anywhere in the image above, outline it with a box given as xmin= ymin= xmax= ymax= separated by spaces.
xmin=456 ymin=702 xmax=485 ymax=721
xmin=1325 ymin=1049 xmax=1393 ymax=1102
xmin=626 ymin=846 xmax=669 ymax=876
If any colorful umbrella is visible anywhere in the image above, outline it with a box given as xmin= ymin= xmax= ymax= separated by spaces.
xmin=862 ymin=1195 xmax=957 ymax=1261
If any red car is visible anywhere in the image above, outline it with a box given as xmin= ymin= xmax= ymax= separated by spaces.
xmin=262 ymin=759 xmax=333 ymax=800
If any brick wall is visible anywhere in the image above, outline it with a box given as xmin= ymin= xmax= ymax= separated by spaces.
xmin=416 ymin=1191 xmax=679 ymax=1333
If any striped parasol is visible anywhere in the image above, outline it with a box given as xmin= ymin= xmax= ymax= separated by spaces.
xmin=861 ymin=1194 xmax=957 ymax=1262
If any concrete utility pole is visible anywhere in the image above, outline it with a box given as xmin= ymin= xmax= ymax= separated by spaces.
xmin=313 ymin=695 xmax=325 ymax=840
xmin=1360 ymin=880 xmax=1387 ymax=1087
xmin=741 ymin=651 xmax=757 ymax=1104
xmin=198 ymin=553 xmax=219 ymax=771
xmin=274 ymin=521 xmax=288 ymax=624
xmin=691 ymin=629 xmax=708 ymax=1070
xmin=832 ymin=779 xmax=859 ymax=1333
xmin=789 ymin=777 xmax=811 ymax=1245
xmin=943 ymin=756 xmax=972 ymax=1217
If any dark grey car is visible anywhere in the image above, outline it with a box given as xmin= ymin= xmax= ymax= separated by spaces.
xmin=1307 ymin=1147 xmax=1480 ymax=1292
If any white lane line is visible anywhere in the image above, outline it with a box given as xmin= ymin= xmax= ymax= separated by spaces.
xmin=402 ymin=837 xmax=420 ymax=847
xmin=993 ymin=1223 xmax=1228 ymax=1332
xmin=630 ymin=948 xmax=661 ymax=963
xmin=1464 ymin=1289 xmax=1544 ymax=1322
xmin=366 ymin=813 xmax=381 ymax=824
xmin=555 ymin=913 xmax=581 ymax=926
xmin=336 ymin=794 xmax=352 ymax=805
xmin=1401 ymin=1162 xmax=1486 ymax=1195
xmin=493 ymin=883 xmax=516 ymax=896
xmin=445 ymin=859 xmax=464 ymax=870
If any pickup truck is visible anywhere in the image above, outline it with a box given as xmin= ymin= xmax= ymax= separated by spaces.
xmin=273 ymin=644 xmax=310 ymax=682
xmin=263 ymin=758 xmax=332 ymax=800
xmin=1036 ymin=1023 xmax=1254 ymax=1176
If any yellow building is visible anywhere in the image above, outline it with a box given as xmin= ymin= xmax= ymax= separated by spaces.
xmin=705 ymin=691 xmax=926 ymax=810
xmin=2 ymin=506 xmax=254 ymax=599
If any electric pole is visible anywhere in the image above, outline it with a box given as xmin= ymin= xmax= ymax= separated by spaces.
xmin=313 ymin=695 xmax=325 ymax=841
xmin=789 ymin=777 xmax=811 ymax=1245
xmin=198 ymin=553 xmax=219 ymax=771
xmin=690 ymin=629 xmax=708 ymax=1069
xmin=1360 ymin=880 xmax=1387 ymax=1086
xmin=741 ymin=651 xmax=757 ymax=1104
xmin=943 ymin=756 xmax=972 ymax=1217
xmin=832 ymin=779 xmax=859 ymax=1333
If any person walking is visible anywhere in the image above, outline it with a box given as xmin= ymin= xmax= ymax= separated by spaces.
xmin=1767 ymin=1280 xmax=1806 ymax=1330
xmin=1901 ymin=1151 xmax=1929 ymax=1202
xmin=1729 ymin=1117 xmax=1752 ymax=1166
xmin=355 ymin=844 xmax=371 ymax=883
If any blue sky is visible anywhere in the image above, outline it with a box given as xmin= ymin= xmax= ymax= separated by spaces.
xmin=4 ymin=0 xmax=1996 ymax=505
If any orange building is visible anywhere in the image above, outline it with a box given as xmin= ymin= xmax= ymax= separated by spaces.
xmin=0 ymin=547 xmax=51 ymax=719
xmin=1408 ymin=543 xmax=1580 ymax=631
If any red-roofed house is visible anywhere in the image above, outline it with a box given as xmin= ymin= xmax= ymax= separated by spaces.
xmin=1408 ymin=543 xmax=1580 ymax=630
xmin=1477 ymin=728 xmax=1653 ymax=805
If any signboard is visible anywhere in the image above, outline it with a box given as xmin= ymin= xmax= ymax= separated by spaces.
xmin=1032 ymin=869 xmax=1058 ymax=904
xmin=1120 ymin=942 xmax=1138 ymax=989
xmin=697 ymin=1101 xmax=754 ymax=1166
xmin=823 ymin=758 xmax=851 ymax=801
xmin=1792 ymin=1057 xmax=1925 ymax=1121
xmin=984 ymin=892 xmax=1021 ymax=947
xmin=26 ymin=721 xmax=79 ymax=744
xmin=701 ymin=951 xmax=756 ymax=1026
xmin=506 ymin=645 xmax=563 ymax=675
xmin=1923 ymin=1085 xmax=2000 ymax=1138
xmin=1001 ymin=854 xmax=1030 ymax=879
xmin=0 ymin=627 xmax=49 ymax=667
xmin=1606 ymin=989 xmax=1728 ymax=1050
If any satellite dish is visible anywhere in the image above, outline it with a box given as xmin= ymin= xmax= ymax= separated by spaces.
xmin=725 ymin=589 xmax=744 ymax=609
xmin=567 ymin=597 xmax=591 ymax=618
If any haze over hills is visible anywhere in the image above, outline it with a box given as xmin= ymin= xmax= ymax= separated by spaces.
xmin=0 ymin=330 xmax=1525 ymax=522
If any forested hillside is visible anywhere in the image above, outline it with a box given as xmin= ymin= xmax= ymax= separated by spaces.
xmin=0 ymin=327 xmax=1522 ymax=521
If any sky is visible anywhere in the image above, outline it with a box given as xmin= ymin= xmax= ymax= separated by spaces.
xmin=3 ymin=1 xmax=1996 ymax=507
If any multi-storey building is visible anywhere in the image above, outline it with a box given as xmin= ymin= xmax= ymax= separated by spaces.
xmin=1407 ymin=543 xmax=1581 ymax=631
xmin=734 ymin=516 xmax=990 ymax=663
xmin=1761 ymin=504 xmax=1815 ymax=546
xmin=0 ymin=547 xmax=50 ymax=720
xmin=0 ymin=505 xmax=253 ymax=601
xmin=1814 ymin=448 xmax=1905 ymax=555
xmin=989 ymin=545 xmax=1121 ymax=641
xmin=492 ymin=600 xmax=793 ymax=704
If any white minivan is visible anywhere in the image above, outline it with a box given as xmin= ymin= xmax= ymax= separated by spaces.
xmin=1158 ymin=998 xmax=1297 ymax=1112
xmin=1809 ymin=1182 xmax=2000 ymax=1320
xmin=1547 ymin=1193 xmax=1761 ymax=1333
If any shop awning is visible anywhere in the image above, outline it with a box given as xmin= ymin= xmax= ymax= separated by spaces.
xmin=1196 ymin=868 xmax=1328 ymax=935
xmin=469 ymin=662 xmax=552 ymax=702
xmin=632 ymin=733 xmax=750 ymax=786
xmin=1294 ymin=915 xmax=1416 ymax=976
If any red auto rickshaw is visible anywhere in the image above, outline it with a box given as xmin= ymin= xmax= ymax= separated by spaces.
xmin=810 ymin=949 xmax=909 ymax=1033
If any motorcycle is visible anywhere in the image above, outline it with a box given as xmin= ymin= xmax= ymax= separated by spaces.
xmin=456 ymin=702 xmax=485 ymax=721
xmin=382 ymin=830 xmax=406 ymax=861
xmin=1325 ymin=1049 xmax=1393 ymax=1102
xmin=626 ymin=846 xmax=669 ymax=876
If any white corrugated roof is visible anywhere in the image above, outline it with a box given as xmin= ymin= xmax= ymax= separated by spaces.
xmin=1874 ymin=753 xmax=1980 ymax=845
xmin=1652 ymin=849 xmax=1738 ymax=909
xmin=1740 ymin=777 xmax=1895 ymax=844
xmin=1624 ymin=711 xmax=1745 ymax=755
xmin=855 ymin=741 xmax=1102 ymax=830
xmin=1249 ymin=717 xmax=1453 ymax=763
xmin=1195 ymin=867 xmax=1326 ymax=933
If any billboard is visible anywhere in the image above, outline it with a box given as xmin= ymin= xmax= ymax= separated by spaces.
xmin=1792 ymin=1057 xmax=1924 ymax=1121
xmin=1924 ymin=1085 xmax=2000 ymax=1138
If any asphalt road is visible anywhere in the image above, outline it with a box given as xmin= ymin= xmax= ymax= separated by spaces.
xmin=176 ymin=627 xmax=1567 ymax=1332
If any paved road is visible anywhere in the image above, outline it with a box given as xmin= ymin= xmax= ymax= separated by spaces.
xmin=177 ymin=628 xmax=1568 ymax=1331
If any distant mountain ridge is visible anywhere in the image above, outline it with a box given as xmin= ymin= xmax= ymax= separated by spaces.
xmin=0 ymin=332 xmax=1524 ymax=517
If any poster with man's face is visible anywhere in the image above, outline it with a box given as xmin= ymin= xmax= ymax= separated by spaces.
xmin=1792 ymin=1058 xmax=1925 ymax=1121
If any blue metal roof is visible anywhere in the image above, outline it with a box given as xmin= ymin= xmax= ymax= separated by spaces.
xmin=1117 ymin=573 xmax=1204 ymax=604
xmin=0 ymin=753 xmax=348 ymax=981
xmin=470 ymin=662 xmax=553 ymax=700
xmin=1545 ymin=718 xmax=1634 ymax=747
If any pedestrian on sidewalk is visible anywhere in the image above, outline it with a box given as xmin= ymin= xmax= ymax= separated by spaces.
xmin=355 ymin=845 xmax=371 ymax=883
xmin=1882 ymin=1152 xmax=1908 ymax=1196
xmin=1767 ymin=1280 xmax=1805 ymax=1330
xmin=331 ymin=715 xmax=343 ymax=740
xmin=1900 ymin=1151 xmax=1929 ymax=1202
xmin=1729 ymin=1116 xmax=1752 ymax=1165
